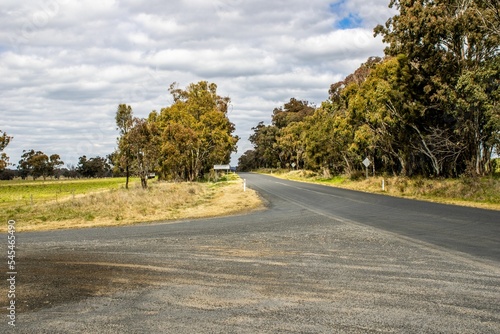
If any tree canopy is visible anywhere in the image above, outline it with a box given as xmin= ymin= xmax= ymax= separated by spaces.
xmin=0 ymin=130 xmax=12 ymax=171
xmin=154 ymin=81 xmax=238 ymax=181
xmin=18 ymin=150 xmax=64 ymax=180
xmin=240 ymin=1 xmax=499 ymax=177
xmin=115 ymin=104 xmax=134 ymax=188
xmin=77 ymin=155 xmax=112 ymax=178
xmin=114 ymin=81 xmax=238 ymax=186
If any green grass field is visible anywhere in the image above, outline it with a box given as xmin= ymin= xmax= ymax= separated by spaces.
xmin=0 ymin=178 xmax=131 ymax=209
xmin=0 ymin=178 xmax=134 ymax=226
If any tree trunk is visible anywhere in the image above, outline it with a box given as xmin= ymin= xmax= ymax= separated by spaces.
xmin=372 ymin=155 xmax=376 ymax=176
xmin=125 ymin=164 xmax=129 ymax=189
xmin=342 ymin=154 xmax=352 ymax=175
xmin=140 ymin=177 xmax=147 ymax=189
xmin=398 ymin=155 xmax=409 ymax=177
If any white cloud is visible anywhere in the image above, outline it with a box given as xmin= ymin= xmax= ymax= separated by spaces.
xmin=0 ymin=0 xmax=395 ymax=168
xmin=134 ymin=13 xmax=185 ymax=36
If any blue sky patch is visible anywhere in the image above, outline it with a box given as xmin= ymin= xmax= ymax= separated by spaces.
xmin=336 ymin=13 xmax=363 ymax=29
xmin=329 ymin=1 xmax=344 ymax=13
xmin=329 ymin=1 xmax=363 ymax=29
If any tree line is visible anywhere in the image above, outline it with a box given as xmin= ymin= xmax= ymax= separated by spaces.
xmin=1 ymin=121 xmax=114 ymax=180
xmin=239 ymin=0 xmax=499 ymax=178
xmin=1 ymin=81 xmax=237 ymax=185
xmin=0 ymin=151 xmax=113 ymax=180
xmin=0 ymin=127 xmax=115 ymax=180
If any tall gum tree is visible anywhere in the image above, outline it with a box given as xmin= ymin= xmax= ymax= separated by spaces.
xmin=126 ymin=116 xmax=160 ymax=189
xmin=375 ymin=0 xmax=500 ymax=175
xmin=0 ymin=130 xmax=12 ymax=171
xmin=156 ymin=81 xmax=238 ymax=181
xmin=115 ymin=104 xmax=134 ymax=188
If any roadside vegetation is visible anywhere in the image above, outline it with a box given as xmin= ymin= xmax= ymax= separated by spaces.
xmin=0 ymin=81 xmax=238 ymax=186
xmin=0 ymin=80 xmax=246 ymax=233
xmin=239 ymin=2 xmax=499 ymax=180
xmin=0 ymin=174 xmax=262 ymax=232
xmin=240 ymin=1 xmax=499 ymax=210
xmin=261 ymin=169 xmax=500 ymax=211
xmin=114 ymin=81 xmax=238 ymax=189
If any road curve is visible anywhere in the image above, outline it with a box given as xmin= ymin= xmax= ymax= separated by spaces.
xmin=241 ymin=172 xmax=500 ymax=263
xmin=2 ymin=172 xmax=500 ymax=333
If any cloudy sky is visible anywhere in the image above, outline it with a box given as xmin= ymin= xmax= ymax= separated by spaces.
xmin=1 ymin=0 xmax=395 ymax=168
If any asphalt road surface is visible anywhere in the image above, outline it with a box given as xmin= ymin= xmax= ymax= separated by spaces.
xmin=3 ymin=172 xmax=500 ymax=333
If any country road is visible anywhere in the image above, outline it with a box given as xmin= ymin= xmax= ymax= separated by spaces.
xmin=3 ymin=172 xmax=500 ymax=333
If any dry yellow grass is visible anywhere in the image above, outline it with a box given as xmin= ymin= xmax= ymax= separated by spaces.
xmin=4 ymin=178 xmax=264 ymax=232
xmin=266 ymin=170 xmax=500 ymax=211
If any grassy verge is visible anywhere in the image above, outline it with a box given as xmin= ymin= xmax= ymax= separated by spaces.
xmin=260 ymin=169 xmax=500 ymax=211
xmin=1 ymin=175 xmax=263 ymax=232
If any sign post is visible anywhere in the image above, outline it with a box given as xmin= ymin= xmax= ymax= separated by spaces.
xmin=362 ymin=158 xmax=371 ymax=179
xmin=213 ymin=165 xmax=231 ymax=182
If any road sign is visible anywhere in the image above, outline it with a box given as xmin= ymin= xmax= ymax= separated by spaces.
xmin=214 ymin=164 xmax=230 ymax=170
xmin=362 ymin=157 xmax=371 ymax=179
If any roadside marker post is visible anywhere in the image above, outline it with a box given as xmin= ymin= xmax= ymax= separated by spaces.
xmin=243 ymin=179 xmax=246 ymax=192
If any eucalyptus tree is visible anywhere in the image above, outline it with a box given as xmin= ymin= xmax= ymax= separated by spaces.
xmin=115 ymin=104 xmax=134 ymax=188
xmin=375 ymin=0 xmax=500 ymax=175
xmin=125 ymin=116 xmax=160 ymax=189
xmin=0 ymin=130 xmax=12 ymax=171
xmin=156 ymin=81 xmax=238 ymax=181
xmin=18 ymin=150 xmax=64 ymax=180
